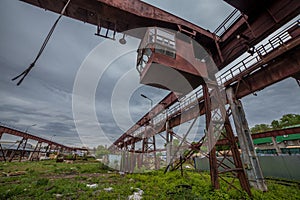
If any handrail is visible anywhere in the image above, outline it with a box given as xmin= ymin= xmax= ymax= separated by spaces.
xmin=121 ymin=19 xmax=299 ymax=145
xmin=214 ymin=9 xmax=241 ymax=36
xmin=217 ymin=19 xmax=299 ymax=84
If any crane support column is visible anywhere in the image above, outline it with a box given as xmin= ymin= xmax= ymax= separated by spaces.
xmin=226 ymin=87 xmax=267 ymax=191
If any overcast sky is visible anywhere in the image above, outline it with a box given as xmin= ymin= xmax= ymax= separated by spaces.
xmin=0 ymin=0 xmax=299 ymax=148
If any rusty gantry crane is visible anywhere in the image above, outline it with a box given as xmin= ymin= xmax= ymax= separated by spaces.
xmin=18 ymin=0 xmax=300 ymax=196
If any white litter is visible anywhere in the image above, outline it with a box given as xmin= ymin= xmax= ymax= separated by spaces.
xmin=86 ymin=184 xmax=98 ymax=189
xmin=104 ymin=187 xmax=113 ymax=192
xmin=54 ymin=194 xmax=63 ymax=198
xmin=128 ymin=188 xmax=144 ymax=200
xmin=119 ymin=171 xmax=125 ymax=176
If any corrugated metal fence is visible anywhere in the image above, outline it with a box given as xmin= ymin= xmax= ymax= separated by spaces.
xmin=194 ymin=155 xmax=300 ymax=180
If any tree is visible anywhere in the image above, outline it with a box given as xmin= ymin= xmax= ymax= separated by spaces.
xmin=271 ymin=120 xmax=281 ymax=130
xmin=250 ymin=124 xmax=271 ymax=134
xmin=279 ymin=114 xmax=300 ymax=128
xmin=95 ymin=145 xmax=109 ymax=158
xmin=251 ymin=114 xmax=300 ymax=133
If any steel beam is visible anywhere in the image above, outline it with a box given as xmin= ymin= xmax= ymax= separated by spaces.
xmin=20 ymin=0 xmax=300 ymax=70
xmin=226 ymin=87 xmax=267 ymax=191
xmin=234 ymin=47 xmax=300 ymax=99
xmin=0 ymin=125 xmax=86 ymax=152
xmin=217 ymin=0 xmax=300 ymax=68
xmin=204 ymin=84 xmax=220 ymax=190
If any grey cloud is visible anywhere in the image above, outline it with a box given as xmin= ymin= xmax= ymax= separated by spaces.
xmin=1 ymin=0 xmax=299 ymax=149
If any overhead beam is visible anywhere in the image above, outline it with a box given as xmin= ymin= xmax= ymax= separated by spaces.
xmin=20 ymin=0 xmax=300 ymax=70
xmin=0 ymin=125 xmax=86 ymax=151
xmin=216 ymin=0 xmax=300 ymax=67
xmin=113 ymin=26 xmax=300 ymax=148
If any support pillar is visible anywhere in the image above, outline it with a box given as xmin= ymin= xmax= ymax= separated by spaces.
xmin=19 ymin=138 xmax=28 ymax=162
xmin=29 ymin=141 xmax=42 ymax=161
xmin=203 ymin=84 xmax=220 ymax=189
xmin=226 ymin=87 xmax=267 ymax=191
xmin=0 ymin=133 xmax=6 ymax=162
xmin=130 ymin=144 xmax=136 ymax=173
xmin=166 ymin=122 xmax=173 ymax=170
xmin=141 ymin=124 xmax=157 ymax=170
xmin=9 ymin=138 xmax=24 ymax=162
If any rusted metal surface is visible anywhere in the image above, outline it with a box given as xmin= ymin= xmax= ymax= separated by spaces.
xmin=116 ymin=41 xmax=300 ymax=146
xmin=0 ymin=125 xmax=86 ymax=152
xmin=20 ymin=0 xmax=214 ymax=43
xmin=233 ymin=47 xmax=300 ymax=99
xmin=20 ymin=0 xmax=300 ymax=70
xmin=113 ymin=92 xmax=178 ymax=147
xmin=113 ymin=18 xmax=300 ymax=150
xmin=227 ymin=88 xmax=267 ymax=191
xmin=203 ymin=84 xmax=220 ymax=190
xmin=137 ymin=27 xmax=208 ymax=94
xmin=216 ymin=0 xmax=300 ymax=68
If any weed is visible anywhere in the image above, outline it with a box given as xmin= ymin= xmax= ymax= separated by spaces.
xmin=36 ymin=178 xmax=49 ymax=186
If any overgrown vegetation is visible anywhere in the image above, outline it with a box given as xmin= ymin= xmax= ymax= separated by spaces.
xmin=0 ymin=160 xmax=299 ymax=199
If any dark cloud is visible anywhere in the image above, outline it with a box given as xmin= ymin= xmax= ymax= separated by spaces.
xmin=1 ymin=0 xmax=299 ymax=149
xmin=242 ymin=78 xmax=300 ymax=127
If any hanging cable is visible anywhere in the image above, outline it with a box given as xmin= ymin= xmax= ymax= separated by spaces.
xmin=12 ymin=0 xmax=71 ymax=86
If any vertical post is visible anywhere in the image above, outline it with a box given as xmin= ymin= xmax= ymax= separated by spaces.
xmin=9 ymin=138 xmax=24 ymax=162
xmin=29 ymin=141 xmax=41 ymax=161
xmin=130 ymin=144 xmax=136 ymax=173
xmin=271 ymin=136 xmax=282 ymax=155
xmin=0 ymin=133 xmax=6 ymax=162
xmin=141 ymin=138 xmax=147 ymax=168
xmin=152 ymin=135 xmax=158 ymax=170
xmin=224 ymin=115 xmax=252 ymax=196
xmin=203 ymin=84 xmax=220 ymax=189
xmin=19 ymin=138 xmax=28 ymax=162
xmin=226 ymin=87 xmax=267 ymax=191
xmin=166 ymin=121 xmax=173 ymax=170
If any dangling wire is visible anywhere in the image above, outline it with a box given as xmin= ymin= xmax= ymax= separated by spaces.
xmin=12 ymin=0 xmax=71 ymax=86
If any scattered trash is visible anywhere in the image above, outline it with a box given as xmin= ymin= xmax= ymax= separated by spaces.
xmin=54 ymin=194 xmax=63 ymax=198
xmin=1 ymin=171 xmax=26 ymax=177
xmin=86 ymin=184 xmax=98 ymax=189
xmin=119 ymin=171 xmax=125 ymax=176
xmin=64 ymin=160 xmax=74 ymax=164
xmin=128 ymin=188 xmax=144 ymax=200
xmin=104 ymin=187 xmax=113 ymax=192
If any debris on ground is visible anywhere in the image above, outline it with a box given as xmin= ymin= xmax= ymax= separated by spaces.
xmin=86 ymin=183 xmax=98 ymax=189
xmin=119 ymin=171 xmax=125 ymax=176
xmin=1 ymin=171 xmax=26 ymax=177
xmin=103 ymin=187 xmax=113 ymax=192
xmin=54 ymin=193 xmax=63 ymax=198
xmin=128 ymin=188 xmax=144 ymax=200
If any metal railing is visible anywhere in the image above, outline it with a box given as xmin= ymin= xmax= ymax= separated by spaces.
xmin=214 ymin=9 xmax=242 ymax=36
xmin=127 ymin=19 xmax=299 ymax=142
xmin=217 ymin=19 xmax=299 ymax=84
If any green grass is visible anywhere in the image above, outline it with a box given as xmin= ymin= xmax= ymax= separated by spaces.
xmin=0 ymin=160 xmax=299 ymax=199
